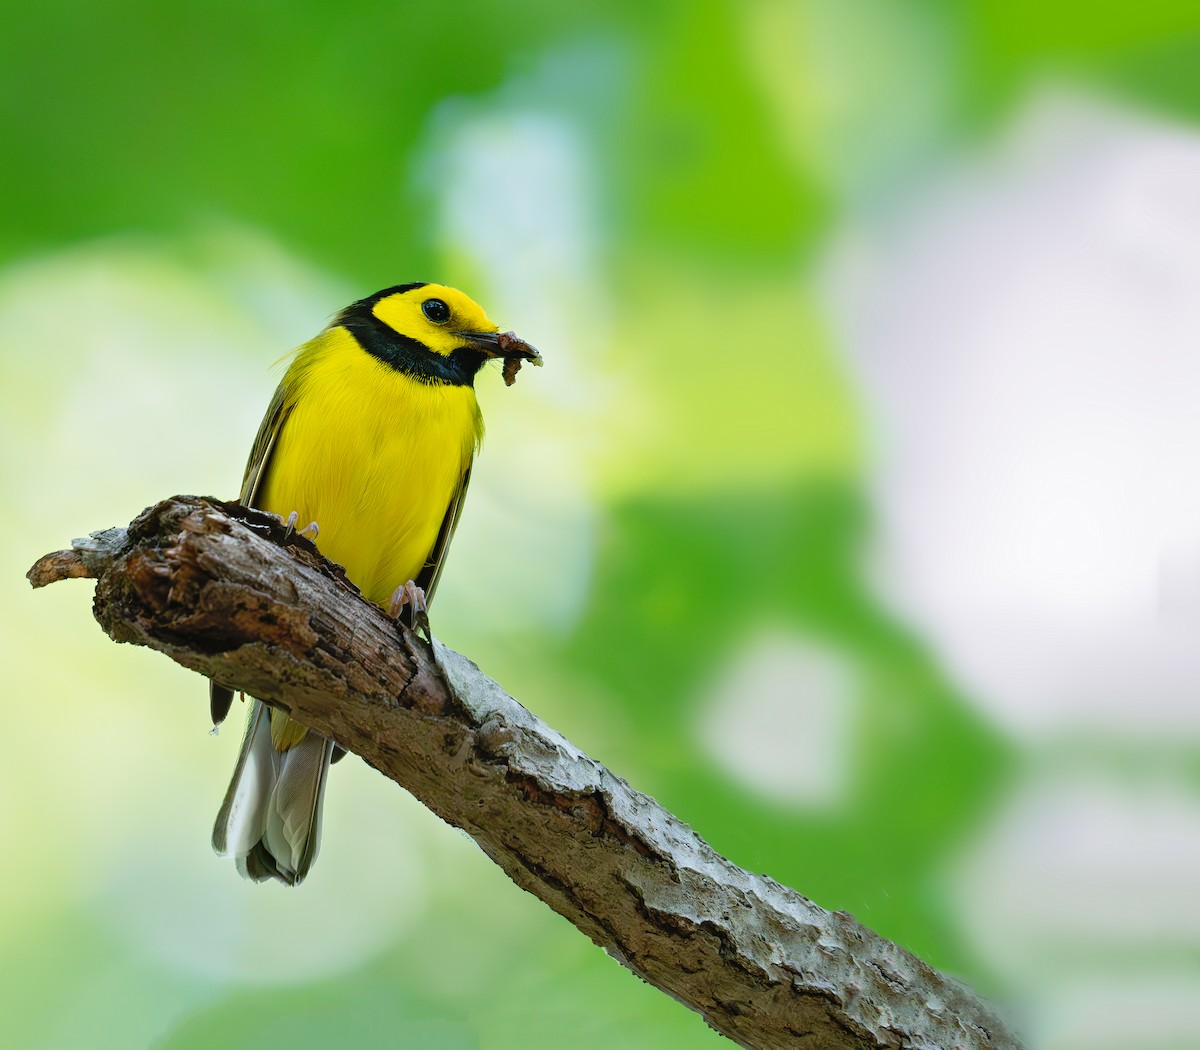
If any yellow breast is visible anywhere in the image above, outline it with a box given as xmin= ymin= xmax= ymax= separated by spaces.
xmin=259 ymin=327 xmax=482 ymax=607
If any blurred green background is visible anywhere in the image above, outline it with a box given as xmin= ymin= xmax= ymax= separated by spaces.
xmin=6 ymin=2 xmax=1200 ymax=1048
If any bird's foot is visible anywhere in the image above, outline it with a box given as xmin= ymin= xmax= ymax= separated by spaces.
xmin=388 ymin=579 xmax=428 ymax=618
xmin=282 ymin=510 xmax=320 ymax=543
xmin=388 ymin=579 xmax=430 ymax=639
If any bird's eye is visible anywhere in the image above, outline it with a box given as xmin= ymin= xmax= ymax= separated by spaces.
xmin=422 ymin=298 xmax=451 ymax=324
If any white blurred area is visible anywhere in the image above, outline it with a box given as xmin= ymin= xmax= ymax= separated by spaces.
xmin=950 ymin=771 xmax=1200 ymax=965
xmin=827 ymin=87 xmax=1200 ymax=740
xmin=946 ymin=769 xmax=1200 ymax=1050
xmin=696 ymin=629 xmax=859 ymax=808
xmin=824 ymin=89 xmax=1200 ymax=1048
xmin=415 ymin=86 xmax=607 ymax=644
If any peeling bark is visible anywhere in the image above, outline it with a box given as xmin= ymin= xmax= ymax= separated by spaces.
xmin=29 ymin=496 xmax=1023 ymax=1050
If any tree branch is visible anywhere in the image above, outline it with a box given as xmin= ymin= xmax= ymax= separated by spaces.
xmin=28 ymin=496 xmax=1022 ymax=1050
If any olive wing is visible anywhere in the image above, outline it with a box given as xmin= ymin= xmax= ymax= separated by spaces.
xmin=209 ymin=381 xmax=293 ymax=725
xmin=410 ymin=463 xmax=472 ymax=623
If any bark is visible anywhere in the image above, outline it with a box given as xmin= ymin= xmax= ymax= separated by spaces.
xmin=28 ymin=496 xmax=1023 ymax=1050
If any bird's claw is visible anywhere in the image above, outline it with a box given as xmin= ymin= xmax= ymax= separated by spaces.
xmin=388 ymin=579 xmax=428 ymax=618
xmin=388 ymin=580 xmax=431 ymax=639
xmin=282 ymin=510 xmax=320 ymax=543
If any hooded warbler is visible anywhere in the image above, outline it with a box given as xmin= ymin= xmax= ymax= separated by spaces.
xmin=210 ymin=282 xmax=541 ymax=885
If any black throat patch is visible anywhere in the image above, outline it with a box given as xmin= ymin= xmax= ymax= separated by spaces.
xmin=336 ymin=285 xmax=487 ymax=387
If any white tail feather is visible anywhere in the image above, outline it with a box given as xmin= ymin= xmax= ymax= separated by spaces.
xmin=265 ymin=732 xmax=333 ymax=877
xmin=212 ymin=700 xmax=334 ymax=885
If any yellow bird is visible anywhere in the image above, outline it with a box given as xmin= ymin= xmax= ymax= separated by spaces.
xmin=210 ymin=282 xmax=541 ymax=885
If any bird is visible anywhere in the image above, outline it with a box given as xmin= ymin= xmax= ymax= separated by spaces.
xmin=209 ymin=282 xmax=541 ymax=886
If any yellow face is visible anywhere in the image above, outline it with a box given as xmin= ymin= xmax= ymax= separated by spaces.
xmin=371 ymin=283 xmax=499 ymax=357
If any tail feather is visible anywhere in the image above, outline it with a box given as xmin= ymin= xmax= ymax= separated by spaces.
xmin=213 ymin=701 xmax=334 ymax=886
xmin=212 ymin=702 xmax=276 ymax=858
xmin=264 ymin=729 xmax=334 ymax=880
xmin=210 ymin=681 xmax=235 ymax=726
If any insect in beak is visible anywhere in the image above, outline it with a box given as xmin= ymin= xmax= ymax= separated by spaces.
xmin=465 ymin=330 xmax=543 ymax=386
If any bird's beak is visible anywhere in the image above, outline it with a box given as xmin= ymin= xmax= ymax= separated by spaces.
xmin=465 ymin=330 xmax=543 ymax=366
xmin=465 ymin=330 xmax=543 ymax=386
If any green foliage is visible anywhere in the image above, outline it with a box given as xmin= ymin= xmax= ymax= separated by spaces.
xmin=4 ymin=2 xmax=1198 ymax=1047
